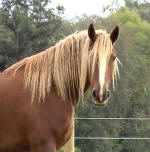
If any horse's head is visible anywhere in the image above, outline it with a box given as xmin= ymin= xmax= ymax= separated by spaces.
xmin=87 ymin=24 xmax=119 ymax=106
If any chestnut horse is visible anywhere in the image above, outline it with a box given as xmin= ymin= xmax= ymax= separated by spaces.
xmin=0 ymin=24 xmax=119 ymax=152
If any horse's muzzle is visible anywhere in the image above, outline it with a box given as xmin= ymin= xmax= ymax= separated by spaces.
xmin=92 ymin=90 xmax=110 ymax=106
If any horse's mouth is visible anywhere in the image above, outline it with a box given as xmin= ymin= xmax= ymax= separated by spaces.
xmin=93 ymin=98 xmax=109 ymax=106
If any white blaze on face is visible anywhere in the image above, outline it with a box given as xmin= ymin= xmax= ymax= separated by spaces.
xmin=99 ymin=60 xmax=106 ymax=95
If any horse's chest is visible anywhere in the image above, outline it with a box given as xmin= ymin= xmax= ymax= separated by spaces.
xmin=51 ymin=107 xmax=74 ymax=139
xmin=44 ymin=99 xmax=74 ymax=148
xmin=56 ymin=121 xmax=73 ymax=149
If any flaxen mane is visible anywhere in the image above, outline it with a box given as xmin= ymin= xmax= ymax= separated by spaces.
xmin=3 ymin=30 xmax=119 ymax=103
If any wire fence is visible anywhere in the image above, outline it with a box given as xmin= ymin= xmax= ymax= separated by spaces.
xmin=75 ymin=117 xmax=150 ymax=140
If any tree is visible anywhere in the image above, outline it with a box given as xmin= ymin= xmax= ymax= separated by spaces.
xmin=0 ymin=0 xmax=64 ymax=70
xmin=0 ymin=14 xmax=14 ymax=70
xmin=125 ymin=0 xmax=150 ymax=22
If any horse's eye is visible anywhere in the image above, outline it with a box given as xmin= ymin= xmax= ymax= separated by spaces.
xmin=111 ymin=55 xmax=116 ymax=61
xmin=113 ymin=56 xmax=116 ymax=61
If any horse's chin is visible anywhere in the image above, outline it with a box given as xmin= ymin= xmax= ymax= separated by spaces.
xmin=93 ymin=99 xmax=109 ymax=106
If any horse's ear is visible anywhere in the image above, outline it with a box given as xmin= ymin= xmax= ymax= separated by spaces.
xmin=88 ymin=23 xmax=96 ymax=42
xmin=110 ymin=26 xmax=119 ymax=44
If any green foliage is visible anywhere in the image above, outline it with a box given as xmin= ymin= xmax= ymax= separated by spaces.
xmin=71 ymin=14 xmax=102 ymax=31
xmin=0 ymin=0 xmax=64 ymax=70
xmin=125 ymin=0 xmax=150 ymax=22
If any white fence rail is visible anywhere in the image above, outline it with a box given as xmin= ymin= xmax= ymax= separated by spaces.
xmin=75 ymin=117 xmax=150 ymax=120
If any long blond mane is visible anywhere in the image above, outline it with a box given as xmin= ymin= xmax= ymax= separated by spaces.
xmin=3 ymin=29 xmax=119 ymax=103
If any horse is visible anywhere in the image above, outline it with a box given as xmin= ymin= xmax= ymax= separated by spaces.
xmin=0 ymin=23 xmax=119 ymax=152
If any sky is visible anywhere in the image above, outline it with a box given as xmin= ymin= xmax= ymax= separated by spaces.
xmin=52 ymin=0 xmax=125 ymax=19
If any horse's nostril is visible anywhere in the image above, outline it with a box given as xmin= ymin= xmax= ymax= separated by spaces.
xmin=106 ymin=91 xmax=109 ymax=97
xmin=104 ymin=91 xmax=110 ymax=99
xmin=92 ymin=90 xmax=99 ymax=99
xmin=92 ymin=90 xmax=97 ymax=98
